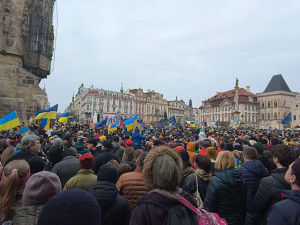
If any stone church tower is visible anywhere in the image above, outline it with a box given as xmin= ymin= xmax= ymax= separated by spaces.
xmin=0 ymin=0 xmax=55 ymax=121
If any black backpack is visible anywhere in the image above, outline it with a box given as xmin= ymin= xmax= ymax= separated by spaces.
xmin=136 ymin=199 xmax=196 ymax=225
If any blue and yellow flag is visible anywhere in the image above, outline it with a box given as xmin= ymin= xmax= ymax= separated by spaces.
xmin=190 ymin=121 xmax=195 ymax=128
xmin=58 ymin=112 xmax=69 ymax=123
xmin=34 ymin=104 xmax=58 ymax=120
xmin=0 ymin=111 xmax=21 ymax=131
xmin=124 ymin=114 xmax=137 ymax=131
xmin=41 ymin=118 xmax=50 ymax=131
xmin=237 ymin=119 xmax=240 ymax=128
xmin=18 ymin=126 xmax=30 ymax=136
xmin=109 ymin=116 xmax=119 ymax=132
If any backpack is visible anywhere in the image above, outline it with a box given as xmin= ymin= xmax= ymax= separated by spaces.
xmin=137 ymin=193 xmax=227 ymax=225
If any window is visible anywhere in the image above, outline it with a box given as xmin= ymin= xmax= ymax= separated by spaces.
xmin=41 ymin=15 xmax=49 ymax=53
xmin=268 ymin=101 xmax=271 ymax=108
xmin=28 ymin=9 xmax=41 ymax=50
xmin=107 ymin=106 xmax=110 ymax=112
xmin=245 ymin=105 xmax=247 ymax=110
xmin=262 ymin=114 xmax=264 ymax=120
xmin=262 ymin=102 xmax=264 ymax=108
xmin=87 ymin=105 xmax=90 ymax=110
xmin=274 ymin=112 xmax=277 ymax=120
xmin=274 ymin=100 xmax=277 ymax=107
xmin=294 ymin=115 xmax=297 ymax=121
xmin=252 ymin=116 xmax=254 ymax=122
xmin=268 ymin=113 xmax=270 ymax=120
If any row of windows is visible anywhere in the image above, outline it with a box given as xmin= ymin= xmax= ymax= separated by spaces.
xmin=261 ymin=113 xmax=281 ymax=120
xmin=261 ymin=100 xmax=285 ymax=108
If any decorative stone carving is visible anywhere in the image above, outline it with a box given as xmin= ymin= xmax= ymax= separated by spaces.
xmin=4 ymin=0 xmax=11 ymax=12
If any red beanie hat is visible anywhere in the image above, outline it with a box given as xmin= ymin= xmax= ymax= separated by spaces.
xmin=125 ymin=139 xmax=133 ymax=148
xmin=79 ymin=153 xmax=94 ymax=169
xmin=175 ymin=146 xmax=185 ymax=154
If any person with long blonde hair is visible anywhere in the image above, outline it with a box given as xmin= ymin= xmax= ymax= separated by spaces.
xmin=204 ymin=151 xmax=247 ymax=225
xmin=0 ymin=160 xmax=30 ymax=223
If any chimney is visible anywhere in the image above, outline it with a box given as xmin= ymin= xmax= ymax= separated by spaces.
xmin=246 ymin=86 xmax=250 ymax=92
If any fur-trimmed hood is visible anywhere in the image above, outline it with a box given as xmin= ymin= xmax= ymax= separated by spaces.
xmin=143 ymin=146 xmax=182 ymax=191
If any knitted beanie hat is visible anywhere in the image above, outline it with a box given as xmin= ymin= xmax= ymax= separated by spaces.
xmin=125 ymin=139 xmax=133 ymax=148
xmin=79 ymin=153 xmax=94 ymax=169
xmin=97 ymin=164 xmax=118 ymax=184
xmin=37 ymin=189 xmax=101 ymax=225
xmin=99 ymin=135 xmax=106 ymax=142
xmin=175 ymin=146 xmax=185 ymax=154
xmin=22 ymin=171 xmax=61 ymax=206
xmin=179 ymin=150 xmax=190 ymax=162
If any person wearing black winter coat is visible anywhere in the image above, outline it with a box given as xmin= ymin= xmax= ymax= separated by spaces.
xmin=93 ymin=141 xmax=120 ymax=175
xmin=253 ymin=144 xmax=297 ymax=225
xmin=204 ymin=151 xmax=247 ymax=225
xmin=88 ymin=164 xmax=131 ymax=225
xmin=239 ymin=147 xmax=269 ymax=225
xmin=267 ymin=158 xmax=300 ymax=225
xmin=181 ymin=154 xmax=212 ymax=201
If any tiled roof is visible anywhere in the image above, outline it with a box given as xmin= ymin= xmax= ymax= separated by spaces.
xmin=264 ymin=74 xmax=291 ymax=93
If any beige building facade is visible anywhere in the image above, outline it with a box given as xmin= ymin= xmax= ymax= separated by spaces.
xmin=196 ymin=82 xmax=259 ymax=128
xmin=257 ymin=74 xmax=300 ymax=129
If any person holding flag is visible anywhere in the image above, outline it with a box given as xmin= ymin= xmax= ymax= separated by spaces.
xmin=131 ymin=126 xmax=146 ymax=148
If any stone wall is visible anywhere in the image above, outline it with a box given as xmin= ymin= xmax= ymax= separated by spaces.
xmin=0 ymin=54 xmax=47 ymax=122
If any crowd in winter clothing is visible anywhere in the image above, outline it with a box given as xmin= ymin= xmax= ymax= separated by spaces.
xmin=0 ymin=124 xmax=300 ymax=225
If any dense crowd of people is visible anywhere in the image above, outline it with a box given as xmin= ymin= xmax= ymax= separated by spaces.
xmin=0 ymin=122 xmax=300 ymax=225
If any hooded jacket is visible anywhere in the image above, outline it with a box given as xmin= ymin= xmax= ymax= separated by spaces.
xmin=63 ymin=169 xmax=97 ymax=191
xmin=131 ymin=133 xmax=146 ymax=147
xmin=112 ymin=142 xmax=125 ymax=159
xmin=267 ymin=190 xmax=300 ymax=225
xmin=204 ymin=168 xmax=247 ymax=225
xmin=88 ymin=181 xmax=131 ymax=225
xmin=239 ymin=160 xmax=269 ymax=211
xmin=130 ymin=146 xmax=197 ymax=225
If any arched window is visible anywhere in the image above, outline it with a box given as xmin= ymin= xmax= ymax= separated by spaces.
xmin=274 ymin=112 xmax=277 ymax=120
xmin=28 ymin=9 xmax=41 ymax=51
xmin=274 ymin=100 xmax=277 ymax=107
xmin=262 ymin=102 xmax=264 ymax=108
xmin=268 ymin=113 xmax=270 ymax=120
xmin=262 ymin=114 xmax=264 ymax=120
xmin=268 ymin=101 xmax=271 ymax=107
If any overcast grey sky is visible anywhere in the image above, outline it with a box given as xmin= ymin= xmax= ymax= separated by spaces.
xmin=44 ymin=0 xmax=300 ymax=113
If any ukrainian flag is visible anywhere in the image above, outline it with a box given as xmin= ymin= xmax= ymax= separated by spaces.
xmin=58 ymin=112 xmax=69 ymax=123
xmin=34 ymin=105 xmax=58 ymax=120
xmin=237 ymin=119 xmax=240 ymax=128
xmin=124 ymin=114 xmax=137 ymax=131
xmin=109 ymin=116 xmax=119 ymax=132
xmin=0 ymin=111 xmax=21 ymax=131
xmin=18 ymin=126 xmax=30 ymax=136
xmin=41 ymin=118 xmax=51 ymax=131
xmin=190 ymin=121 xmax=195 ymax=128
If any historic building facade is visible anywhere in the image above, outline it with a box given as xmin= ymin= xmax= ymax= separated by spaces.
xmin=167 ymin=97 xmax=190 ymax=125
xmin=70 ymin=84 xmax=135 ymax=124
xmin=144 ymin=91 xmax=168 ymax=123
xmin=196 ymin=80 xmax=259 ymax=127
xmin=0 ymin=0 xmax=55 ymax=119
xmin=257 ymin=74 xmax=300 ymax=129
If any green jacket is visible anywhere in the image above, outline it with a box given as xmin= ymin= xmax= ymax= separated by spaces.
xmin=63 ymin=169 xmax=97 ymax=191
xmin=13 ymin=205 xmax=43 ymax=225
